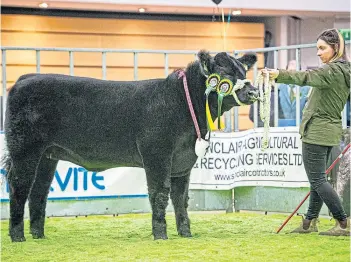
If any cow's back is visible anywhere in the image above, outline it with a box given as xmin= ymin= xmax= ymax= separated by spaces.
xmin=5 ymin=73 xmax=171 ymax=168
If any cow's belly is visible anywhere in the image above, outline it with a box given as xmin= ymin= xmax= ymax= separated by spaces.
xmin=45 ymin=144 xmax=143 ymax=172
xmin=46 ymin=144 xmax=196 ymax=175
xmin=45 ymin=132 xmax=198 ymax=176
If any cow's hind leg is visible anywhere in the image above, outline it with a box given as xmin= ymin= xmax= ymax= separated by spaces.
xmin=8 ymin=151 xmax=42 ymax=242
xmin=141 ymin=151 xmax=172 ymax=240
xmin=170 ymin=171 xmax=192 ymax=237
xmin=29 ymin=156 xmax=58 ymax=239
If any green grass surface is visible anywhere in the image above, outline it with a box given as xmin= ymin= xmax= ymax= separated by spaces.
xmin=1 ymin=212 xmax=350 ymax=262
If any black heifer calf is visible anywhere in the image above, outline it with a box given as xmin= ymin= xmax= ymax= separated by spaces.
xmin=3 ymin=50 xmax=258 ymax=242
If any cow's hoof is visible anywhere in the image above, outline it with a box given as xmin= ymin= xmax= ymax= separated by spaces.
xmin=10 ymin=228 xmax=26 ymax=242
xmin=11 ymin=235 xmax=26 ymax=242
xmin=32 ymin=233 xmax=45 ymax=239
xmin=178 ymin=224 xmax=192 ymax=237
xmin=31 ymin=229 xmax=45 ymax=239
xmin=179 ymin=231 xmax=192 ymax=238
xmin=154 ymin=235 xmax=168 ymax=240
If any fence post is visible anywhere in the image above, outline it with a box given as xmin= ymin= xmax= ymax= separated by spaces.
xmin=1 ymin=50 xmax=6 ymax=131
xmin=102 ymin=52 xmax=107 ymax=80
xmin=36 ymin=50 xmax=41 ymax=73
xmin=273 ymin=50 xmax=279 ymax=127
xmin=164 ymin=53 xmax=169 ymax=77
xmin=69 ymin=51 xmax=74 ymax=76
xmin=134 ymin=52 xmax=138 ymax=81
xmin=233 ymin=51 xmax=239 ymax=132
xmin=342 ymin=104 xmax=347 ymax=129
xmin=295 ymin=48 xmax=301 ymax=127
xmin=253 ymin=62 xmax=258 ymax=128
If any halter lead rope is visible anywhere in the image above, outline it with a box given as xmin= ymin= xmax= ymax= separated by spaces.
xmin=254 ymin=71 xmax=276 ymax=150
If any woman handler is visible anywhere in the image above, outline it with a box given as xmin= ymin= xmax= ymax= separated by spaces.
xmin=262 ymin=28 xmax=350 ymax=236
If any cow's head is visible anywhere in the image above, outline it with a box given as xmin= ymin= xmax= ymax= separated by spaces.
xmin=198 ymin=50 xmax=259 ymax=113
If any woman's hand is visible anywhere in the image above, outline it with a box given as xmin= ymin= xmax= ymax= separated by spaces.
xmin=260 ymin=68 xmax=279 ymax=80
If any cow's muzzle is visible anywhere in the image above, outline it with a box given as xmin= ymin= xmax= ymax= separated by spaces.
xmin=248 ymin=90 xmax=260 ymax=102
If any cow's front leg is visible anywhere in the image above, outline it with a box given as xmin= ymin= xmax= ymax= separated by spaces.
xmin=170 ymin=171 xmax=192 ymax=237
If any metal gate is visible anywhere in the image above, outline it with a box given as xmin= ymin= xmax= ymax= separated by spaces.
xmin=2 ymin=41 xmax=350 ymax=132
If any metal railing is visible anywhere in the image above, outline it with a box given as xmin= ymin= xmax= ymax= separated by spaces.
xmin=233 ymin=41 xmax=350 ymax=131
xmin=1 ymin=41 xmax=350 ymax=131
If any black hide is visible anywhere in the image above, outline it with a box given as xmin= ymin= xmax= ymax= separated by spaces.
xmin=3 ymin=50 xmax=257 ymax=242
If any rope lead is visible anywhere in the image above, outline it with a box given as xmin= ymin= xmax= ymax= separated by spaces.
xmin=254 ymin=71 xmax=276 ymax=151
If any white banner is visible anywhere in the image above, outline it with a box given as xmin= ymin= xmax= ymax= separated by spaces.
xmin=0 ymin=127 xmax=309 ymax=202
xmin=190 ymin=127 xmax=309 ymax=190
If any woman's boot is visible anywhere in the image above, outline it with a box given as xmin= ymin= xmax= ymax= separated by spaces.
xmin=290 ymin=216 xmax=318 ymax=233
xmin=319 ymin=218 xmax=350 ymax=236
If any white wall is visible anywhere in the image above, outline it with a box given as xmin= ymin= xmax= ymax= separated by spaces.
xmin=334 ymin=18 xmax=351 ymax=29
xmin=263 ymin=16 xmax=299 ymax=68
xmin=288 ymin=17 xmax=350 ymax=68
xmin=300 ymin=18 xmax=336 ymax=68
xmin=334 ymin=19 xmax=351 ymax=61
xmin=261 ymin=16 xmax=350 ymax=69
xmin=262 ymin=17 xmax=287 ymax=68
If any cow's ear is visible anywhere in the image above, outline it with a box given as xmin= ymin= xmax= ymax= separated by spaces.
xmin=197 ymin=50 xmax=213 ymax=77
xmin=237 ymin=53 xmax=257 ymax=71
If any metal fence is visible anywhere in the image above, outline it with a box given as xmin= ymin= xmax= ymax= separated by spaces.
xmin=1 ymin=42 xmax=350 ymax=131
xmin=232 ymin=42 xmax=350 ymax=132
